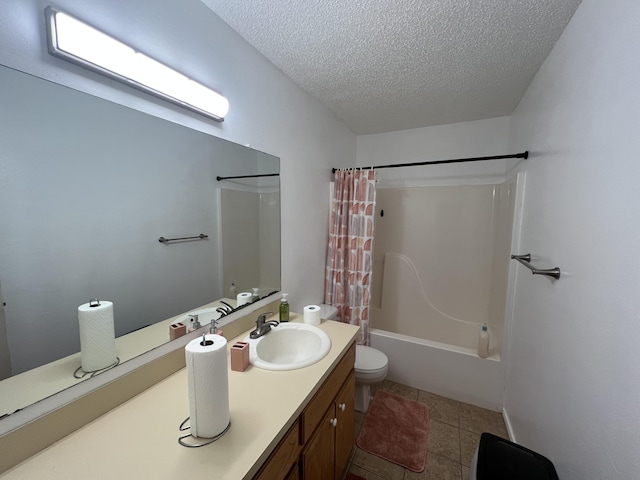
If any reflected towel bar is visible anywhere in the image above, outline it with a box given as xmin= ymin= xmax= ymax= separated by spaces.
xmin=511 ymin=254 xmax=561 ymax=280
xmin=159 ymin=234 xmax=208 ymax=243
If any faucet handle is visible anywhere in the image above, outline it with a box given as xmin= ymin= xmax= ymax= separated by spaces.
xmin=256 ymin=312 xmax=274 ymax=326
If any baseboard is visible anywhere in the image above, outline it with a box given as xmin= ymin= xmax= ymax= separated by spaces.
xmin=502 ymin=407 xmax=516 ymax=442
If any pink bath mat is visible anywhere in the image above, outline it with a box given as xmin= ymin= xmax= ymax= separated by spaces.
xmin=356 ymin=390 xmax=429 ymax=472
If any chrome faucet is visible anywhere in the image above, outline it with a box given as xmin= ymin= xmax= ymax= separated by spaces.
xmin=249 ymin=312 xmax=278 ymax=339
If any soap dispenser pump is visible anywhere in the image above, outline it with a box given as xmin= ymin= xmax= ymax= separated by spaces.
xmin=279 ymin=293 xmax=289 ymax=322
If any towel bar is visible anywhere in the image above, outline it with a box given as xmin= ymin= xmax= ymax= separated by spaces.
xmin=511 ymin=254 xmax=561 ymax=280
xmin=158 ymin=234 xmax=208 ymax=243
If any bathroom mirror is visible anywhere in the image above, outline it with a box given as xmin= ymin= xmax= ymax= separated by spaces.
xmin=0 ymin=64 xmax=281 ymax=417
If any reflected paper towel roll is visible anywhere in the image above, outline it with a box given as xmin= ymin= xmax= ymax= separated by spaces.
xmin=185 ymin=334 xmax=230 ymax=438
xmin=78 ymin=299 xmax=117 ymax=372
xmin=303 ymin=305 xmax=321 ymax=325
xmin=236 ymin=292 xmax=252 ymax=307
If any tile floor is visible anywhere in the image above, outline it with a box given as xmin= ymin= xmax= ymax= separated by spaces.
xmin=345 ymin=380 xmax=509 ymax=480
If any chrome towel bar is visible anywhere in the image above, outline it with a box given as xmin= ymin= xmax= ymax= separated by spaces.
xmin=159 ymin=234 xmax=208 ymax=244
xmin=511 ymin=254 xmax=561 ymax=280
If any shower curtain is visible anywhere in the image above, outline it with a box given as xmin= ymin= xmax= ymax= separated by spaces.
xmin=324 ymin=169 xmax=377 ymax=344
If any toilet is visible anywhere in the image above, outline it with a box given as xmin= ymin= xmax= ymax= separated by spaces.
xmin=319 ymin=304 xmax=389 ymax=413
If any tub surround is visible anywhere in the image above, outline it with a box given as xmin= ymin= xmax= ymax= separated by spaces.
xmin=0 ymin=314 xmax=359 ymax=479
xmin=371 ymin=328 xmax=503 ymax=411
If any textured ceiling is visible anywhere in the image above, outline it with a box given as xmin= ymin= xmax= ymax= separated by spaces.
xmin=202 ymin=0 xmax=582 ymax=135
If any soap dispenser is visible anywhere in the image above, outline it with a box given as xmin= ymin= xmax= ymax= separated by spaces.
xmin=251 ymin=288 xmax=260 ymax=303
xmin=188 ymin=314 xmax=201 ymax=333
xmin=279 ymin=293 xmax=289 ymax=322
xmin=478 ymin=323 xmax=489 ymax=358
xmin=210 ymin=318 xmax=223 ymax=337
xmin=229 ymin=281 xmax=237 ymax=298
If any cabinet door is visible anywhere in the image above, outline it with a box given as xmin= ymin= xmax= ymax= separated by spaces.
xmin=334 ymin=371 xmax=355 ymax=480
xmin=285 ymin=463 xmax=300 ymax=480
xmin=301 ymin=407 xmax=335 ymax=480
xmin=254 ymin=421 xmax=301 ymax=480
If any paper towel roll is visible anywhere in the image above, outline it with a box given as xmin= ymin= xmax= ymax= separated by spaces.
xmin=236 ymin=292 xmax=252 ymax=307
xmin=78 ymin=299 xmax=117 ymax=372
xmin=303 ymin=305 xmax=321 ymax=325
xmin=185 ymin=334 xmax=230 ymax=438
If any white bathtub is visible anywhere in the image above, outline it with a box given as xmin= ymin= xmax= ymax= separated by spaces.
xmin=369 ymin=328 xmax=505 ymax=411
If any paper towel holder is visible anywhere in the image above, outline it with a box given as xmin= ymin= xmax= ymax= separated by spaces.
xmin=178 ymin=334 xmax=231 ymax=447
xmin=75 ymin=297 xmax=120 ymax=378
xmin=178 ymin=418 xmax=231 ymax=448
xmin=73 ymin=357 xmax=120 ymax=379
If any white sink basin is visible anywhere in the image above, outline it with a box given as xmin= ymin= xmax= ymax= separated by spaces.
xmin=244 ymin=322 xmax=332 ymax=371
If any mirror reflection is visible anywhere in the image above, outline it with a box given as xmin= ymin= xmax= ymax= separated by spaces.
xmin=0 ymin=64 xmax=280 ymax=416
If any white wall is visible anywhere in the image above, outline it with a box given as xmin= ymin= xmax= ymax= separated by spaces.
xmin=505 ymin=0 xmax=640 ymax=479
xmin=0 ymin=0 xmax=355 ymax=315
xmin=356 ymin=116 xmax=511 ymax=185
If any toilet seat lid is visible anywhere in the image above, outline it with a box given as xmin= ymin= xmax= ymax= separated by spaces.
xmin=355 ymin=345 xmax=388 ymax=371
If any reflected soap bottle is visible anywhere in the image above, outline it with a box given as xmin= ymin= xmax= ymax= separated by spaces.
xmin=251 ymin=288 xmax=260 ymax=303
xmin=478 ymin=323 xmax=489 ymax=358
xmin=229 ymin=281 xmax=237 ymax=298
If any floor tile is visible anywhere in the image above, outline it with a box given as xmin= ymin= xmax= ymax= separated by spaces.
xmin=352 ymin=447 xmax=405 ymax=480
xmin=458 ymin=403 xmax=508 ymax=437
xmin=403 ymin=452 xmax=462 ymax=480
xmin=355 ymin=410 xmax=366 ymax=426
xmin=348 ymin=463 xmax=389 ymax=480
xmin=459 ymin=430 xmax=480 ymax=467
xmin=426 ymin=420 xmax=460 ymax=463
xmin=417 ymin=391 xmax=460 ymax=427
xmin=381 ymin=380 xmax=418 ymax=400
xmin=461 ymin=466 xmax=470 ymax=480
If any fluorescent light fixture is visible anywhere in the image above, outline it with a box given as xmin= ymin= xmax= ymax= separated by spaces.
xmin=45 ymin=7 xmax=229 ymax=122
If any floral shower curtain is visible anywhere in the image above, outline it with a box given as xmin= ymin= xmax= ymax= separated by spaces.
xmin=324 ymin=169 xmax=377 ymax=344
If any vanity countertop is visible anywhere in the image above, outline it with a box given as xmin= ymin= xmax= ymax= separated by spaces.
xmin=0 ymin=298 xmax=237 ymax=417
xmin=1 ymin=314 xmax=359 ymax=480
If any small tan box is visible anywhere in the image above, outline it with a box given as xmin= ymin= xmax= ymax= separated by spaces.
xmin=230 ymin=342 xmax=250 ymax=372
xmin=169 ymin=322 xmax=186 ymax=341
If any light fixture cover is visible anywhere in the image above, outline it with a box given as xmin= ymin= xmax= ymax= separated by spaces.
xmin=45 ymin=6 xmax=229 ymax=121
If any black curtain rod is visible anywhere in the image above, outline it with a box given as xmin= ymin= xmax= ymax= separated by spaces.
xmin=331 ymin=151 xmax=528 ymax=174
xmin=216 ymin=173 xmax=280 ymax=181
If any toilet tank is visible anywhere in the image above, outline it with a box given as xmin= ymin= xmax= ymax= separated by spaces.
xmin=319 ymin=304 xmax=338 ymax=320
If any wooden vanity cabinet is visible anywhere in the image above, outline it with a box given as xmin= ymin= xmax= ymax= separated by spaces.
xmin=301 ymin=371 xmax=355 ymax=480
xmin=301 ymin=406 xmax=335 ymax=480
xmin=333 ymin=371 xmax=356 ymax=477
xmin=254 ymin=419 xmax=301 ymax=480
xmin=253 ymin=342 xmax=356 ymax=480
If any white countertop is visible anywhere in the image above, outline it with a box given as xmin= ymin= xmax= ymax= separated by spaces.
xmin=1 ymin=314 xmax=359 ymax=480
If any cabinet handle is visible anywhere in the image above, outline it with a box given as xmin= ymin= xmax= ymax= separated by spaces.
xmin=339 ymin=403 xmax=346 ymax=411
xmin=330 ymin=418 xmax=337 ymax=427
